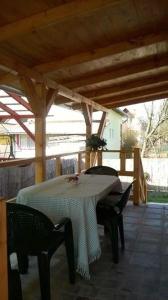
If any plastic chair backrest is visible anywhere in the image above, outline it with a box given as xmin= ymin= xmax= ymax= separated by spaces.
xmin=85 ymin=165 xmax=118 ymax=176
xmin=115 ymin=181 xmax=135 ymax=214
xmin=7 ymin=203 xmax=55 ymax=253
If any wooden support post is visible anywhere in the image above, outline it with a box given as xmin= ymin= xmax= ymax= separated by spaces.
xmin=77 ymin=152 xmax=82 ymax=174
xmin=56 ymin=157 xmax=62 ymax=176
xmin=82 ymin=104 xmax=92 ymax=169
xmin=133 ymin=148 xmax=141 ymax=205
xmin=20 ymin=77 xmax=48 ymax=184
xmin=35 ymin=115 xmax=46 ymax=183
xmin=90 ymin=151 xmax=97 ymax=167
xmin=120 ymin=150 xmax=126 ymax=172
xmin=0 ymin=198 xmax=8 ymax=300
xmin=97 ymin=150 xmax=102 ymax=165
xmin=88 ymin=111 xmax=106 ymax=166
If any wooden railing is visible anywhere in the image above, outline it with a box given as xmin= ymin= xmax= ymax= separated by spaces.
xmin=0 ymin=150 xmax=86 ymax=172
xmin=0 ymin=148 xmax=147 ymax=204
xmin=89 ymin=148 xmax=147 ymax=205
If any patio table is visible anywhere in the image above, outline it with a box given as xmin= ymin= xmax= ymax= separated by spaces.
xmin=16 ymin=174 xmax=121 ymax=279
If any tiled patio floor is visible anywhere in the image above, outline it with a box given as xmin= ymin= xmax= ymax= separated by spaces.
xmin=21 ymin=202 xmax=168 ymax=300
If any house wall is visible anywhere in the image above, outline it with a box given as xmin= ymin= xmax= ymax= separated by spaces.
xmin=103 ymin=110 xmax=122 ymax=158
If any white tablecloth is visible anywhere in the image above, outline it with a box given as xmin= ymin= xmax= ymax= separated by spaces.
xmin=17 ymin=174 xmax=121 ymax=279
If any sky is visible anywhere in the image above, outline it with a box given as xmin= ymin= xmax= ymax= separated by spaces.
xmin=122 ymin=99 xmax=166 ymax=120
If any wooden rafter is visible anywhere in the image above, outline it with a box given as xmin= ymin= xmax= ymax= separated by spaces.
xmin=66 ymin=55 xmax=168 ymax=89
xmin=107 ymin=92 xmax=168 ymax=108
xmin=97 ymin=84 xmax=168 ymax=106
xmin=0 ymin=0 xmax=116 ymax=42
xmin=0 ymin=102 xmax=35 ymax=141
xmin=82 ymin=73 xmax=168 ymax=99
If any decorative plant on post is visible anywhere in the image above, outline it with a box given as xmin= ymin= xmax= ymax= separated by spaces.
xmin=86 ymin=134 xmax=107 ymax=151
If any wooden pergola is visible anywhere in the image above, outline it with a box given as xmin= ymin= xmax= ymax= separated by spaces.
xmin=0 ymin=1 xmax=168 ymax=298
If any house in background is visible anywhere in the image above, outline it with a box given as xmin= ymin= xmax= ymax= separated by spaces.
xmin=0 ymin=106 xmax=126 ymax=158
xmin=103 ymin=108 xmax=127 ymax=158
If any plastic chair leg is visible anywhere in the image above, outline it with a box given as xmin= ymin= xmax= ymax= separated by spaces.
xmin=64 ymin=222 xmax=76 ymax=284
xmin=17 ymin=254 xmax=29 ymax=274
xmin=118 ymin=214 xmax=125 ymax=250
xmin=38 ymin=253 xmax=51 ymax=300
xmin=108 ymin=218 xmax=119 ymax=263
xmin=8 ymin=269 xmax=23 ymax=300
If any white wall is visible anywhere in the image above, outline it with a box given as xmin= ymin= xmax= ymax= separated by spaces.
xmin=103 ymin=110 xmax=122 ymax=158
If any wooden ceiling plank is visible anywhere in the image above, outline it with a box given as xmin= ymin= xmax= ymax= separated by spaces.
xmin=0 ymin=53 xmax=43 ymax=82
xmin=35 ymin=31 xmax=168 ymax=73
xmin=85 ymin=73 xmax=168 ymax=99
xmin=97 ymin=84 xmax=168 ymax=105
xmin=107 ymin=93 xmax=168 ymax=108
xmin=0 ymin=0 xmax=117 ymax=42
xmin=66 ymin=55 xmax=168 ymax=89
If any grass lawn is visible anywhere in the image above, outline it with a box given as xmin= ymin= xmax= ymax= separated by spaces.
xmin=147 ymin=191 xmax=168 ymax=203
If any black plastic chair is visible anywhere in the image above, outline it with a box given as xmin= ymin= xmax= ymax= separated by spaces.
xmin=85 ymin=165 xmax=131 ymax=195
xmin=96 ymin=181 xmax=134 ymax=263
xmin=7 ymin=203 xmax=75 ymax=300
xmin=84 ymin=165 xmax=118 ymax=177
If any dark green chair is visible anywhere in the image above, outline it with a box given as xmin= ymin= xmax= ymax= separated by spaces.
xmin=7 ymin=203 xmax=75 ymax=300
xmin=96 ymin=181 xmax=134 ymax=263
xmin=85 ymin=165 xmax=118 ymax=177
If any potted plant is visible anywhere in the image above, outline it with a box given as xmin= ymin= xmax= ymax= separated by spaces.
xmin=86 ymin=134 xmax=107 ymax=151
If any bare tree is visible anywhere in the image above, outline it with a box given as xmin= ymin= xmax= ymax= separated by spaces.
xmin=141 ymin=99 xmax=168 ymax=157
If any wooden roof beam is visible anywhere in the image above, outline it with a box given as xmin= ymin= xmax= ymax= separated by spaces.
xmin=107 ymin=92 xmax=168 ymax=108
xmin=97 ymin=84 xmax=168 ymax=105
xmin=99 ymin=84 xmax=168 ymax=106
xmin=35 ymin=31 xmax=168 ymax=73
xmin=65 ymin=55 xmax=168 ymax=89
xmin=83 ymin=73 xmax=168 ymax=99
xmin=0 ymin=53 xmax=108 ymax=113
xmin=0 ymin=0 xmax=117 ymax=42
